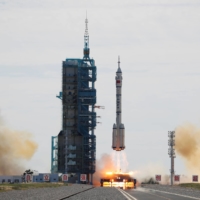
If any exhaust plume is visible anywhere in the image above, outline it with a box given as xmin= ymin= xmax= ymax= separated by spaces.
xmin=0 ymin=114 xmax=38 ymax=175
xmin=111 ymin=151 xmax=129 ymax=172
xmin=175 ymin=123 xmax=200 ymax=175
xmin=93 ymin=152 xmax=169 ymax=185
xmin=93 ymin=153 xmax=117 ymax=186
xmin=94 ymin=152 xmax=133 ymax=185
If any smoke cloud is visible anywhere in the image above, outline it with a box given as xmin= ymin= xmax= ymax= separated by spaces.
xmin=0 ymin=114 xmax=38 ymax=175
xmin=175 ymin=123 xmax=200 ymax=175
xmin=133 ymin=163 xmax=169 ymax=184
xmin=94 ymin=152 xmax=169 ymax=185
xmin=93 ymin=153 xmax=116 ymax=186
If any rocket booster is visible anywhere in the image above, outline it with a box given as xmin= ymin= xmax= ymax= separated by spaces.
xmin=112 ymin=56 xmax=125 ymax=151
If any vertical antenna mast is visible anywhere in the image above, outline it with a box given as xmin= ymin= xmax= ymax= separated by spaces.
xmin=85 ymin=12 xmax=88 ymax=38
xmin=118 ymin=56 xmax=120 ymax=68
xmin=83 ymin=12 xmax=90 ymax=59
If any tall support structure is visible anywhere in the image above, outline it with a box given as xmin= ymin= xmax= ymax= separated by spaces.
xmin=51 ymin=16 xmax=97 ymax=184
xmin=51 ymin=136 xmax=58 ymax=173
xmin=168 ymin=131 xmax=175 ymax=186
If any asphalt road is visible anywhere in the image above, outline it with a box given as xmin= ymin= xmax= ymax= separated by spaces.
xmin=121 ymin=188 xmax=200 ymax=200
xmin=1 ymin=184 xmax=200 ymax=200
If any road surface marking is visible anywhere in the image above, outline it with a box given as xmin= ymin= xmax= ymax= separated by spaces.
xmin=143 ymin=191 xmax=171 ymax=200
xmin=143 ymin=188 xmax=200 ymax=200
xmin=117 ymin=188 xmax=137 ymax=200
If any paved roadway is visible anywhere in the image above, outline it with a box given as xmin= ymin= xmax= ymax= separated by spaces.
xmin=2 ymin=184 xmax=198 ymax=200
xmin=119 ymin=187 xmax=200 ymax=200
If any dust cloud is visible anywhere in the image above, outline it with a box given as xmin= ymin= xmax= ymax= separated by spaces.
xmin=175 ymin=123 xmax=200 ymax=175
xmin=0 ymin=114 xmax=38 ymax=175
xmin=133 ymin=163 xmax=169 ymax=184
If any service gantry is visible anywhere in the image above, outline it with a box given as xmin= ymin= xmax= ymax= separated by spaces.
xmin=51 ymin=16 xmax=97 ymax=184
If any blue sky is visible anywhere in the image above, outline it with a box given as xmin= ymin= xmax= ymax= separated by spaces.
xmin=1 ymin=0 xmax=200 ymax=177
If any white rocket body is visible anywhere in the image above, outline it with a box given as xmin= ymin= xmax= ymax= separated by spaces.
xmin=112 ymin=57 xmax=125 ymax=151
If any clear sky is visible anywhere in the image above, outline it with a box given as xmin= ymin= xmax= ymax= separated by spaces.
xmin=0 ymin=0 xmax=200 ymax=176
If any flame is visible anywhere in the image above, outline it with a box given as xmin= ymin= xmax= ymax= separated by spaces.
xmin=93 ymin=153 xmax=116 ymax=185
xmin=105 ymin=171 xmax=133 ymax=175
xmin=103 ymin=182 xmax=134 ymax=188
xmin=93 ymin=152 xmax=133 ymax=186
xmin=106 ymin=172 xmax=113 ymax=175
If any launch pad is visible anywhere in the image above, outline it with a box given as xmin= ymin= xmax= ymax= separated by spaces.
xmin=100 ymin=172 xmax=136 ymax=189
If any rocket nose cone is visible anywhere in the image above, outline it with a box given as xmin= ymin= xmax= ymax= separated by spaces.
xmin=119 ymin=123 xmax=125 ymax=129
xmin=116 ymin=67 xmax=122 ymax=73
xmin=113 ymin=123 xmax=117 ymax=128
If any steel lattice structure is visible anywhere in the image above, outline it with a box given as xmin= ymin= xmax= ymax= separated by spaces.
xmin=168 ymin=131 xmax=175 ymax=186
xmin=51 ymin=16 xmax=97 ymax=184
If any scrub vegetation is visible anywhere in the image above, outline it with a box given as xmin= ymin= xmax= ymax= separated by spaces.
xmin=180 ymin=183 xmax=200 ymax=190
xmin=0 ymin=182 xmax=68 ymax=192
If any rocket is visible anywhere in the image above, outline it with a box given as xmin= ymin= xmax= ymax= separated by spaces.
xmin=112 ymin=56 xmax=125 ymax=151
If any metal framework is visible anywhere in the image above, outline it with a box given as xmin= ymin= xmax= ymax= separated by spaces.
xmin=51 ymin=16 xmax=97 ymax=184
xmin=168 ymin=131 xmax=175 ymax=186
xmin=51 ymin=136 xmax=58 ymax=173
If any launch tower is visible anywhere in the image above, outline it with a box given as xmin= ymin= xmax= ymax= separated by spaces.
xmin=51 ymin=16 xmax=97 ymax=184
